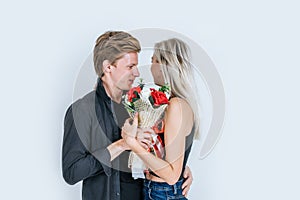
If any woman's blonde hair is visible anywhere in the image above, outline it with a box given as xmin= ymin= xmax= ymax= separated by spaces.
xmin=93 ymin=31 xmax=141 ymax=77
xmin=153 ymin=38 xmax=200 ymax=139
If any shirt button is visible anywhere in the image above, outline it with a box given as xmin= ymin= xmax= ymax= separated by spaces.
xmin=116 ymin=192 xmax=120 ymax=196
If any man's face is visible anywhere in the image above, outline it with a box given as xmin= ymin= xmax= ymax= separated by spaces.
xmin=110 ymin=52 xmax=140 ymax=91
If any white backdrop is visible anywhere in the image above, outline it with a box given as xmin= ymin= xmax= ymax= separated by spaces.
xmin=1 ymin=0 xmax=300 ymax=199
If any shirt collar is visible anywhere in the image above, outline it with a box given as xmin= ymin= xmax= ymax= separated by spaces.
xmin=96 ymin=77 xmax=111 ymax=102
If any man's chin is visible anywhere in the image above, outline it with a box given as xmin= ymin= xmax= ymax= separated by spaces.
xmin=127 ymin=84 xmax=133 ymax=90
xmin=122 ymin=84 xmax=132 ymax=91
xmin=128 ymin=81 xmax=135 ymax=88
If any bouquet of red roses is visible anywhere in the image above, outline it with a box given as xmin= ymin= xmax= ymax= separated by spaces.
xmin=123 ymin=80 xmax=170 ymax=179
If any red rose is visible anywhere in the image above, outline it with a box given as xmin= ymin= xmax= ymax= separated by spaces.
xmin=127 ymin=86 xmax=142 ymax=102
xmin=150 ymin=88 xmax=169 ymax=106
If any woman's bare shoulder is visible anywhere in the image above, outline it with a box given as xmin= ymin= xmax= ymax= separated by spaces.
xmin=168 ymin=97 xmax=192 ymax=111
xmin=166 ymin=97 xmax=194 ymax=136
xmin=167 ymin=97 xmax=193 ymax=119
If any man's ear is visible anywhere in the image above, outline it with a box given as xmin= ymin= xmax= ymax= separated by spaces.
xmin=102 ymin=60 xmax=111 ymax=74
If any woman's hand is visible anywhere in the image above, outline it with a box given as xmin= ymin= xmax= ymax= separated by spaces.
xmin=122 ymin=113 xmax=154 ymax=150
xmin=136 ymin=128 xmax=153 ymax=149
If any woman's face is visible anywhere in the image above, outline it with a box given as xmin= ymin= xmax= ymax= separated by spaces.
xmin=151 ymin=55 xmax=164 ymax=86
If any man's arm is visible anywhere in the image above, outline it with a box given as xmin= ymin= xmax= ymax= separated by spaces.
xmin=107 ymin=138 xmax=129 ymax=161
xmin=62 ymin=105 xmax=127 ymax=185
xmin=62 ymin=106 xmax=106 ymax=184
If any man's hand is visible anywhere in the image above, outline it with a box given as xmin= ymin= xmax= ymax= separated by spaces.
xmin=122 ymin=113 xmax=139 ymax=138
xmin=182 ymin=165 xmax=193 ymax=197
xmin=119 ymin=138 xmax=131 ymax=151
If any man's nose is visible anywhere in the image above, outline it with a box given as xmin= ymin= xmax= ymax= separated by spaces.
xmin=133 ymin=67 xmax=140 ymax=77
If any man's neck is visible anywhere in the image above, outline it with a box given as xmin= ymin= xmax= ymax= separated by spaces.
xmin=101 ymin=77 xmax=123 ymax=103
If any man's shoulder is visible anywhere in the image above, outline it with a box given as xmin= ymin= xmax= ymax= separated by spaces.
xmin=73 ymin=90 xmax=96 ymax=107
xmin=65 ymin=90 xmax=96 ymax=114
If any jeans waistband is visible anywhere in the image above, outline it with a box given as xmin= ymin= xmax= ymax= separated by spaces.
xmin=144 ymin=179 xmax=184 ymax=192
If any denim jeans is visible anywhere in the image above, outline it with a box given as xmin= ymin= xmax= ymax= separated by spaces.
xmin=144 ymin=179 xmax=188 ymax=200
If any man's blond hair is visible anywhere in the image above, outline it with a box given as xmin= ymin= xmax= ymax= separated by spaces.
xmin=93 ymin=31 xmax=141 ymax=77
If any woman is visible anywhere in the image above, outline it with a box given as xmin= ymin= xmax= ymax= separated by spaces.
xmin=122 ymin=38 xmax=200 ymax=200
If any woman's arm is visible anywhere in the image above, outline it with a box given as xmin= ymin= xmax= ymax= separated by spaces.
xmin=122 ymin=98 xmax=193 ymax=185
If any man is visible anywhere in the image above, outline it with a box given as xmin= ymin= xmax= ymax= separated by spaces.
xmin=62 ymin=31 xmax=193 ymax=200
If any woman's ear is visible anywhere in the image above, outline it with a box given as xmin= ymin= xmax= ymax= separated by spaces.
xmin=102 ymin=60 xmax=111 ymax=74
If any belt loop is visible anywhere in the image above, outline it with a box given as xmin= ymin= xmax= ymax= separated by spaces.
xmin=148 ymin=180 xmax=152 ymax=200
xmin=173 ymin=183 xmax=177 ymax=195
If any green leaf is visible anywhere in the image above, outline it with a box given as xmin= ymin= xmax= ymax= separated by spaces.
xmin=159 ymin=84 xmax=170 ymax=93
xmin=148 ymin=96 xmax=154 ymax=106
xmin=133 ymin=91 xmax=140 ymax=99
xmin=132 ymin=97 xmax=139 ymax=102
xmin=139 ymin=83 xmax=144 ymax=90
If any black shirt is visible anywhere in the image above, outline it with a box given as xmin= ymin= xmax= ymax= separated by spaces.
xmin=62 ymin=79 xmax=143 ymax=200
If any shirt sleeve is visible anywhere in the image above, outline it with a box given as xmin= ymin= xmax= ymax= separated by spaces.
xmin=62 ymin=105 xmax=112 ymax=185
